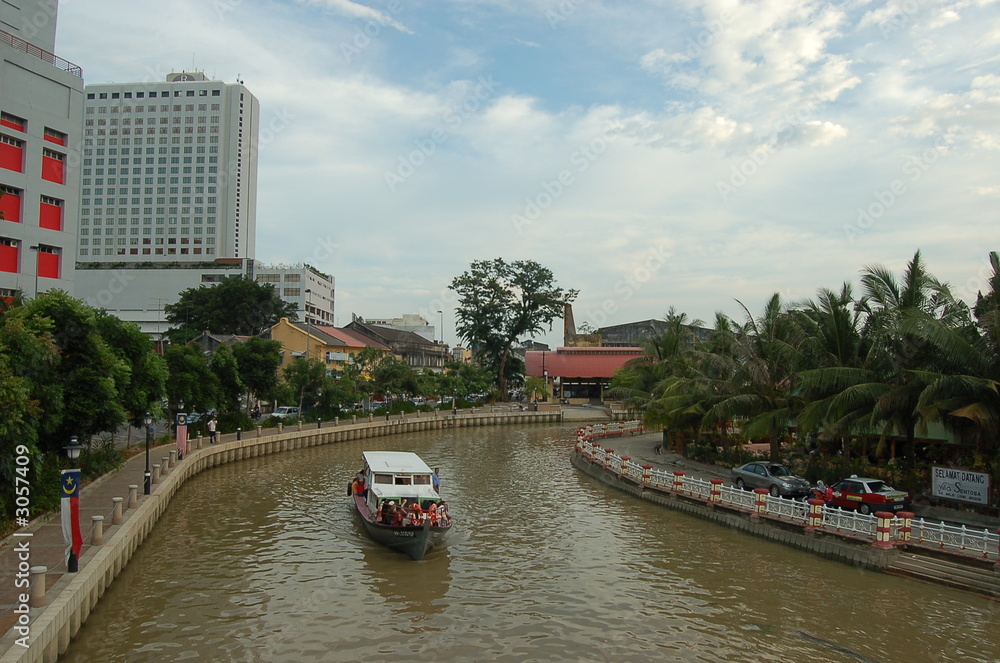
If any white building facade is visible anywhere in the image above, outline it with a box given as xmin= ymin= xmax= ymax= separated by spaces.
xmin=0 ymin=0 xmax=83 ymax=300
xmin=254 ymin=263 xmax=334 ymax=327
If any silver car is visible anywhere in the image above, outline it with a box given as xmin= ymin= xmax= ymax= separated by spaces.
xmin=731 ymin=462 xmax=811 ymax=498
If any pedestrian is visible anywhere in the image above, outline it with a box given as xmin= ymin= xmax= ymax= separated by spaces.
xmin=208 ymin=416 xmax=217 ymax=443
xmin=432 ymin=467 xmax=441 ymax=494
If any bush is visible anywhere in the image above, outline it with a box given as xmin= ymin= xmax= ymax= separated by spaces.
xmin=80 ymin=436 xmax=125 ymax=480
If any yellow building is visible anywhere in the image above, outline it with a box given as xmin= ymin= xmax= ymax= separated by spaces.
xmin=269 ymin=317 xmax=388 ymax=375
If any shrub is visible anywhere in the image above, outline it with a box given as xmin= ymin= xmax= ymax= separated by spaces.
xmin=79 ymin=436 xmax=125 ymax=480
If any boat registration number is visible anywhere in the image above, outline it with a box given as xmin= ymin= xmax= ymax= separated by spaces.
xmin=394 ymin=531 xmax=415 ymax=537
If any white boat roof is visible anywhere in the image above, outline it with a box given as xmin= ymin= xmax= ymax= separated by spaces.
xmin=363 ymin=451 xmax=433 ymax=475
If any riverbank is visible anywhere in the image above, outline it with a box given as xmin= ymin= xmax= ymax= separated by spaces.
xmin=0 ymin=408 xmax=560 ymax=663
xmin=574 ymin=427 xmax=1000 ymax=601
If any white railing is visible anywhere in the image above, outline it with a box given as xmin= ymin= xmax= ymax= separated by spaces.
xmin=911 ymin=519 xmax=1000 ymax=559
xmin=575 ymin=423 xmax=998 ymax=561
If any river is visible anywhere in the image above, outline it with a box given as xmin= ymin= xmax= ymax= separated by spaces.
xmin=61 ymin=424 xmax=998 ymax=662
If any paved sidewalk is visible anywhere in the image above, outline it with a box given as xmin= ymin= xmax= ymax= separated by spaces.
xmin=0 ymin=430 xmax=229 ymax=643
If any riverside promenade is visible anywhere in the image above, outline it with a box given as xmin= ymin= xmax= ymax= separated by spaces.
xmin=0 ymin=407 xmax=561 ymax=663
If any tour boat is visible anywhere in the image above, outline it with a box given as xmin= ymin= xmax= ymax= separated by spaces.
xmin=350 ymin=451 xmax=452 ymax=560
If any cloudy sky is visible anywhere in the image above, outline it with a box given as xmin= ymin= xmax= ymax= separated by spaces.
xmin=55 ymin=0 xmax=1000 ymax=348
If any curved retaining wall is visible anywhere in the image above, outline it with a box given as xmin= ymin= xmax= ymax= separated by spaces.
xmin=1 ymin=410 xmax=561 ymax=663
xmin=570 ymin=452 xmax=896 ymax=571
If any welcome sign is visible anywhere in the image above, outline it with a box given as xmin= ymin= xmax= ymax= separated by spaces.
xmin=931 ymin=467 xmax=991 ymax=505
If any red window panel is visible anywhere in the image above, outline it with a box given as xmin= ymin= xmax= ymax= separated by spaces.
xmin=41 ymin=151 xmax=65 ymax=184
xmin=43 ymin=128 xmax=67 ymax=146
xmin=39 ymin=198 xmax=62 ymax=230
xmin=0 ymin=138 xmax=24 ymax=173
xmin=0 ymin=241 xmax=17 ymax=273
xmin=37 ymin=250 xmax=59 ymax=279
xmin=0 ymin=113 xmax=25 ymax=132
xmin=0 ymin=190 xmax=22 ymax=223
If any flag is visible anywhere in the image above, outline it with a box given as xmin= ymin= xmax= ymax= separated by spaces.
xmin=60 ymin=469 xmax=82 ymax=565
xmin=176 ymin=413 xmax=188 ymax=457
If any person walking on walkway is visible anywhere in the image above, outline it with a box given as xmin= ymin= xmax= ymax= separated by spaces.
xmin=208 ymin=417 xmax=217 ymax=443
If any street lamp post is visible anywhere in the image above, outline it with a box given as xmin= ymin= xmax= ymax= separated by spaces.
xmin=437 ymin=310 xmax=444 ymax=344
xmin=143 ymin=411 xmax=153 ymax=494
xmin=63 ymin=436 xmax=85 ymax=573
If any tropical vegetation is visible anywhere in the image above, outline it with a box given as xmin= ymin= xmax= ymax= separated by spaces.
xmin=610 ymin=251 xmax=1000 ymax=506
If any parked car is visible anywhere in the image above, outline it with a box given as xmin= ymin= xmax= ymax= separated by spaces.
xmin=828 ymin=476 xmax=911 ymax=515
xmin=270 ymin=406 xmax=300 ymax=420
xmin=731 ymin=462 xmax=812 ymax=498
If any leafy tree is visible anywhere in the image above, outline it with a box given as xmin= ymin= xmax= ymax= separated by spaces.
xmin=24 ymin=291 xmax=129 ymax=452
xmin=164 ymin=276 xmax=298 ymax=344
xmin=450 ymin=258 xmax=577 ymax=396
xmin=211 ymin=344 xmax=244 ymax=413
xmin=232 ymin=336 xmax=283 ymax=406
xmin=284 ymin=358 xmax=326 ymax=413
xmin=523 ymin=375 xmax=549 ymax=401
xmin=163 ymin=343 xmax=219 ymax=414
xmin=95 ymin=312 xmax=167 ymax=443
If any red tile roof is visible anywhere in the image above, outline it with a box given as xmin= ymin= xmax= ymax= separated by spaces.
xmin=525 ymin=347 xmax=644 ymax=379
xmin=315 ymin=325 xmax=390 ymax=350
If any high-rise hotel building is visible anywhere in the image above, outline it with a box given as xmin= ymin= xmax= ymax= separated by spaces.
xmin=78 ymin=72 xmax=259 ymax=262
xmin=0 ymin=0 xmax=84 ymax=300
xmin=74 ymin=73 xmax=264 ymax=337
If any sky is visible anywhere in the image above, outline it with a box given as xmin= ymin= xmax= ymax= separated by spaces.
xmin=53 ymin=0 xmax=1000 ymax=349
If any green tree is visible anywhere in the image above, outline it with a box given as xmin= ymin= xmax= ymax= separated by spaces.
xmin=284 ymin=358 xmax=326 ymax=414
xmin=211 ymin=344 xmax=244 ymax=413
xmin=24 ymin=291 xmax=129 ymax=452
xmin=95 ymin=312 xmax=168 ymax=444
xmin=163 ymin=343 xmax=219 ymax=414
xmin=450 ymin=258 xmax=576 ymax=397
xmin=232 ymin=336 xmax=283 ymax=407
xmin=164 ymin=276 xmax=298 ymax=344
xmin=523 ymin=375 xmax=549 ymax=402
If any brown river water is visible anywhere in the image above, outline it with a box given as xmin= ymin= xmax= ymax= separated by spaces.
xmin=61 ymin=424 xmax=998 ymax=662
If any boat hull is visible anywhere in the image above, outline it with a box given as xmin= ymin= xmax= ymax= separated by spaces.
xmin=353 ymin=495 xmax=450 ymax=561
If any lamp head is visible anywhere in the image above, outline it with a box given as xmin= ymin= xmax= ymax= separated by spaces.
xmin=143 ymin=410 xmax=153 ymax=427
xmin=64 ymin=436 xmax=84 ymax=460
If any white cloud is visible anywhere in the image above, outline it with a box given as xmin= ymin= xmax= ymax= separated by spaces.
xmin=296 ymin=0 xmax=414 ymax=34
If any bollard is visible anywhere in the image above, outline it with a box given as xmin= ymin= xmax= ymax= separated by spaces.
xmin=672 ymin=471 xmax=685 ymax=494
xmin=335 ymin=417 xmax=339 ymax=426
xmin=257 ymin=425 xmax=262 ymax=438
xmin=127 ymin=485 xmax=138 ymax=509
xmin=29 ymin=566 xmax=47 ymax=608
xmin=297 ymin=421 xmax=303 ymax=431
xmin=278 ymin=423 xmax=283 ymax=434
xmin=112 ymin=497 xmax=124 ymax=525
xmin=752 ymin=488 xmax=769 ymax=519
xmin=237 ymin=427 xmax=242 ymax=441
xmin=641 ymin=465 xmax=653 ymax=485
xmin=709 ymin=479 xmax=724 ymax=505
xmin=169 ymin=449 xmax=177 ymax=467
xmin=161 ymin=456 xmax=170 ymax=475
xmin=191 ymin=436 xmax=200 ymax=451
xmin=873 ymin=512 xmax=894 ymax=549
xmin=805 ymin=498 xmax=824 ymax=532
xmin=91 ymin=515 xmax=105 ymax=546
xmin=896 ymin=511 xmax=914 ymax=546
xmin=152 ymin=464 xmax=161 ymax=484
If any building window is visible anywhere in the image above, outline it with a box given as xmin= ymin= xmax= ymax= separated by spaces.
xmin=41 ymin=148 xmax=66 ymax=184
xmin=0 ymin=134 xmax=25 ymax=173
xmin=44 ymin=128 xmax=67 ymax=146
xmin=0 ymin=185 xmax=23 ymax=222
xmin=39 ymin=196 xmax=63 ymax=231
xmin=0 ymin=112 xmax=26 ymax=132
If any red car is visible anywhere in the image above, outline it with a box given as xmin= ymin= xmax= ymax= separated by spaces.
xmin=829 ymin=476 xmax=911 ymax=515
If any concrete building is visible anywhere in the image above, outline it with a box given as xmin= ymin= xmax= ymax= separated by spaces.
xmin=269 ymin=317 xmax=388 ymax=375
xmin=77 ymin=72 xmax=258 ymax=263
xmin=362 ymin=313 xmax=436 ymax=342
xmin=255 ymin=263 xmax=334 ymax=326
xmin=0 ymin=0 xmax=84 ymax=301
xmin=346 ymin=319 xmax=448 ymax=373
xmin=73 ymin=72 xmax=268 ymax=336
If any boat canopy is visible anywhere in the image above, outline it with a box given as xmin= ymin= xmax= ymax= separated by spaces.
xmin=362 ymin=451 xmax=433 ymax=475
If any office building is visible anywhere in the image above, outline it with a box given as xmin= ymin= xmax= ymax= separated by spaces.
xmin=0 ymin=0 xmax=84 ymax=300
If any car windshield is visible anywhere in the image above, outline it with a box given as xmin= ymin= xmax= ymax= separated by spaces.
xmin=767 ymin=465 xmax=790 ymax=476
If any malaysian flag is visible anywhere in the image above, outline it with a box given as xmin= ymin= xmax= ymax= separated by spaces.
xmin=60 ymin=469 xmax=82 ymax=567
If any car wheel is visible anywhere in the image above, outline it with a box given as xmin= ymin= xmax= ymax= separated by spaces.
xmin=736 ymin=478 xmax=746 ymax=490
xmin=859 ymin=503 xmax=871 ymax=516
xmin=769 ymin=485 xmax=780 ymax=498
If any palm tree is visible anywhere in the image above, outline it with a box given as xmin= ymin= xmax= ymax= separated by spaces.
xmin=697 ymin=294 xmax=805 ymax=462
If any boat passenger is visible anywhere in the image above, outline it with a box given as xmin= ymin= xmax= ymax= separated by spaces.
xmin=437 ymin=501 xmax=450 ymax=525
xmin=409 ymin=501 xmax=424 ymax=525
xmin=351 ymin=478 xmax=361 ymax=495
xmin=391 ymin=503 xmax=403 ymax=526
xmin=427 ymin=502 xmax=438 ymax=526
